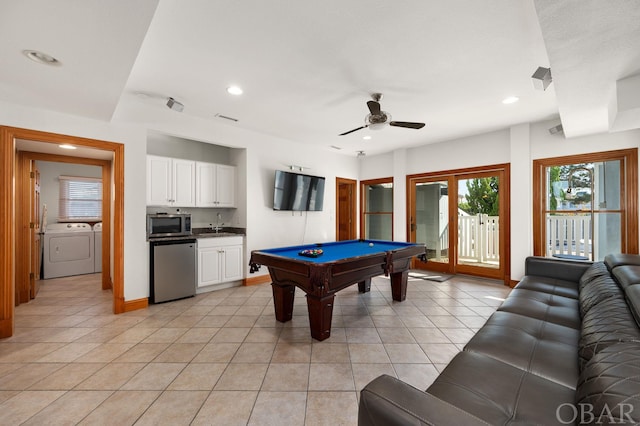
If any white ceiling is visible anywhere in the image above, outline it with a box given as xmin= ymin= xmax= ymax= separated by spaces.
xmin=2 ymin=0 xmax=640 ymax=157
xmin=15 ymin=139 xmax=114 ymax=160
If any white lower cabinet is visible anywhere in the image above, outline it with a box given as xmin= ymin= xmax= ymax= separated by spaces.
xmin=197 ymin=237 xmax=243 ymax=288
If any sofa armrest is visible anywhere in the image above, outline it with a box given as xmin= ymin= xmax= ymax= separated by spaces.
xmin=524 ymin=256 xmax=592 ymax=282
xmin=358 ymin=375 xmax=488 ymax=426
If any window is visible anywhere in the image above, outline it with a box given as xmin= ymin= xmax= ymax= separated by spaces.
xmin=58 ymin=175 xmax=102 ymax=221
xmin=361 ymin=178 xmax=393 ymax=240
xmin=533 ymin=149 xmax=638 ymax=260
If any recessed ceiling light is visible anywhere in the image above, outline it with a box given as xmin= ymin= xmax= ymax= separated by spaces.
xmin=227 ymin=86 xmax=243 ymax=96
xmin=59 ymin=144 xmax=76 ymax=150
xmin=502 ymin=96 xmax=519 ymax=104
xmin=363 ymin=135 xmax=372 ymax=140
xmin=23 ymin=49 xmax=61 ymax=66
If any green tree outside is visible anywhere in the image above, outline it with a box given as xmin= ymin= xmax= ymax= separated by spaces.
xmin=458 ymin=177 xmax=499 ymax=216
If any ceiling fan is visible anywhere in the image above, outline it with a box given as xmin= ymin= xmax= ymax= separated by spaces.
xmin=339 ymin=93 xmax=425 ymax=136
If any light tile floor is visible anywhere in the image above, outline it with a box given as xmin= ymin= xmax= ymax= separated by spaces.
xmin=0 ymin=272 xmax=511 ymax=425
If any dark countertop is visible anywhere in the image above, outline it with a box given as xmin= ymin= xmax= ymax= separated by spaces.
xmin=148 ymin=227 xmax=245 ymax=243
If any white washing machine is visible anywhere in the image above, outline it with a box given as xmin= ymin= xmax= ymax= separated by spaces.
xmin=93 ymin=222 xmax=102 ymax=273
xmin=43 ymin=223 xmax=95 ymax=279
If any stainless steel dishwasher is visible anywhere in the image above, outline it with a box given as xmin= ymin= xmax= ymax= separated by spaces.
xmin=150 ymin=239 xmax=196 ymax=303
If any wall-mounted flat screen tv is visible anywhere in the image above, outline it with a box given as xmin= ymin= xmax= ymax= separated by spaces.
xmin=273 ymin=170 xmax=325 ymax=211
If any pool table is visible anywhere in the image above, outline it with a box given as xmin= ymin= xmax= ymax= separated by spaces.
xmin=249 ymin=239 xmax=427 ymax=341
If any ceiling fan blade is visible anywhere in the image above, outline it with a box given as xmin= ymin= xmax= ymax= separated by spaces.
xmin=339 ymin=125 xmax=366 ymax=136
xmin=389 ymin=121 xmax=425 ymax=129
xmin=367 ymin=100 xmax=381 ymax=115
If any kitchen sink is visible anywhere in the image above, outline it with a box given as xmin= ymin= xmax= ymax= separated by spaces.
xmin=192 ymin=229 xmax=241 ymax=237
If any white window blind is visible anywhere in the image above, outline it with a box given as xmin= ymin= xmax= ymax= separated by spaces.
xmin=58 ymin=175 xmax=102 ymax=221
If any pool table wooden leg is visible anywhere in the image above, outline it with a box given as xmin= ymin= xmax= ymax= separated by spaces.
xmin=390 ymin=270 xmax=409 ymax=301
xmin=357 ymin=278 xmax=371 ymax=293
xmin=306 ymin=294 xmax=335 ymax=341
xmin=271 ymin=283 xmax=295 ymax=322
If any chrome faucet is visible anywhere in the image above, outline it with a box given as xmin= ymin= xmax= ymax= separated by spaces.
xmin=212 ymin=212 xmax=224 ymax=233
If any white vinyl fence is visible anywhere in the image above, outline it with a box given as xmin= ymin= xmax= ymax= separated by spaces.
xmin=435 ymin=214 xmax=591 ymax=264
xmin=457 ymin=214 xmax=499 ymax=264
xmin=546 ymin=214 xmax=592 ymax=259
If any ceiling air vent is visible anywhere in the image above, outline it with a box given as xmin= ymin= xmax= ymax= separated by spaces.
xmin=215 ymin=114 xmax=238 ymax=122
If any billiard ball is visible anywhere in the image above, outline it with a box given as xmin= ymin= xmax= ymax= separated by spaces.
xmin=369 ymin=242 xmax=374 ymax=247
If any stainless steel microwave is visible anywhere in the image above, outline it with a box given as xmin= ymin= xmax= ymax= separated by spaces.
xmin=147 ymin=213 xmax=192 ymax=238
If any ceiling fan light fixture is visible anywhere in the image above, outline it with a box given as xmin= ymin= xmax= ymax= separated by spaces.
xmin=366 ymin=111 xmax=391 ymax=131
xmin=339 ymin=94 xmax=424 ymax=136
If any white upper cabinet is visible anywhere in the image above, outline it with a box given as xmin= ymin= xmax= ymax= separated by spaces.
xmin=214 ymin=164 xmax=236 ymax=207
xmin=148 ymin=155 xmax=235 ymax=208
xmin=172 ymin=159 xmax=196 ymax=206
xmin=196 ymin=162 xmax=236 ymax=208
xmin=147 ymin=155 xmax=172 ymax=206
xmin=146 ymin=155 xmax=196 ymax=207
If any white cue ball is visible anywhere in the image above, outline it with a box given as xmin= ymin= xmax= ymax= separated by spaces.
xmin=369 ymin=243 xmax=374 ymax=247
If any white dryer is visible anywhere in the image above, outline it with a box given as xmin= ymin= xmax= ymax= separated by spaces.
xmin=93 ymin=222 xmax=102 ymax=273
xmin=43 ymin=223 xmax=94 ymax=279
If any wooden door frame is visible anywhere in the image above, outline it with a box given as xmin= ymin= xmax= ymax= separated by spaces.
xmin=360 ymin=177 xmax=394 ymax=239
xmin=407 ymin=163 xmax=511 ymax=285
xmin=407 ymin=175 xmax=453 ymax=275
xmin=532 ymin=148 xmax=638 ymax=257
xmin=16 ymin=151 xmax=112 ymax=304
xmin=336 ymin=177 xmax=357 ymax=240
xmin=1 ymin=126 xmax=126 ymax=339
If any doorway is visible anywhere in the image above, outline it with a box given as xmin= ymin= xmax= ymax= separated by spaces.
xmin=336 ymin=177 xmax=357 ymax=240
xmin=360 ymin=178 xmax=393 ymax=240
xmin=1 ymin=126 xmax=126 ymax=339
xmin=407 ymin=163 xmax=510 ymax=283
xmin=16 ymin=151 xmax=111 ymax=305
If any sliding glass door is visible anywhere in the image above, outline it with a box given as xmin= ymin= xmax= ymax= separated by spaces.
xmin=408 ymin=164 xmax=509 ymax=281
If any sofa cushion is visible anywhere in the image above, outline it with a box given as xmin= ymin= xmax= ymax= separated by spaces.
xmin=427 ymin=351 xmax=575 ymax=425
xmin=464 ymin=311 xmax=579 ymax=389
xmin=359 ymin=374 xmax=488 ymax=426
xmin=576 ymin=341 xmax=640 ymax=425
xmin=497 ymin=288 xmax=581 ymax=329
xmin=612 ymin=266 xmax=640 ymax=325
xmin=604 ymin=253 xmax=640 ymax=271
xmin=625 ymin=285 xmax=640 ymax=326
xmin=525 ymin=256 xmax=592 ymax=283
xmin=515 ymin=275 xmax=578 ymax=299
xmin=579 ymin=262 xmax=610 ymax=291
xmin=579 ymin=275 xmax=623 ymax=318
xmin=612 ymin=265 xmax=640 ymax=290
xmin=579 ymin=296 xmax=640 ymax=366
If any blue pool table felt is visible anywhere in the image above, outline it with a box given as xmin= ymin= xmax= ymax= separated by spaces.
xmin=259 ymin=240 xmax=419 ymax=263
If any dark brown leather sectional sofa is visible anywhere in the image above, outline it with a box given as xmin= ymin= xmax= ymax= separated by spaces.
xmin=358 ymin=254 xmax=640 ymax=425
